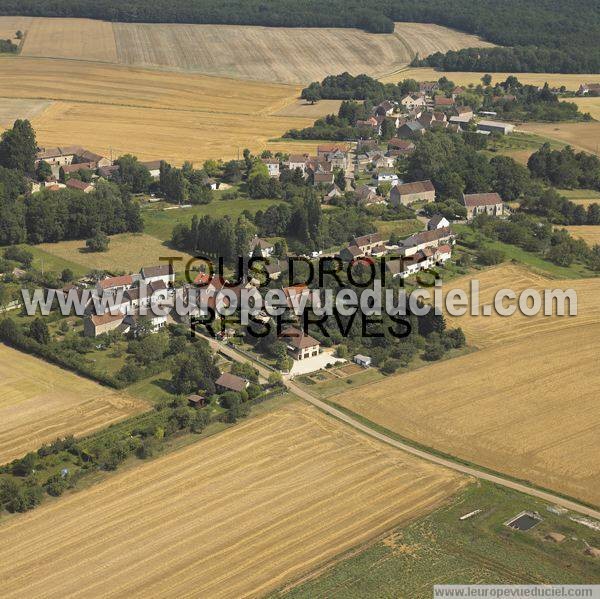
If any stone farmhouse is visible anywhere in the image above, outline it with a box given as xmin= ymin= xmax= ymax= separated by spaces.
xmin=390 ymin=180 xmax=435 ymax=207
xmin=462 ymin=192 xmax=504 ymax=221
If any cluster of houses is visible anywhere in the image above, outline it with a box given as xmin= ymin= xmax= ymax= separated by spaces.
xmin=339 ymin=214 xmax=455 ymax=279
xmin=82 ymin=264 xmax=174 ymax=337
xmin=577 ymin=83 xmax=600 ymax=96
xmin=31 ymin=146 xmax=163 ymax=194
xmin=273 ymin=143 xmax=355 ymax=190
xmin=355 ymin=82 xmax=516 ymax=143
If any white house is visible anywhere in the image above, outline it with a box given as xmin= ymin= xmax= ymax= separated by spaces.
xmin=374 ymin=169 xmax=399 ymax=185
xmin=141 ymin=264 xmax=175 ymax=287
xmin=141 ymin=160 xmax=162 ymax=180
xmin=400 ymin=95 xmax=426 ymax=110
xmin=261 ymin=158 xmax=280 ymax=178
xmin=248 ymin=235 xmax=274 ymax=258
xmin=435 ymin=244 xmax=452 ymax=265
xmin=354 ymin=354 xmax=372 ymax=368
xmin=427 ymin=215 xmax=450 ymax=230
xmin=286 ymin=154 xmax=309 ymax=174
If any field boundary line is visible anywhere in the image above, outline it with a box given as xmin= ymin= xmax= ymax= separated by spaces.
xmin=198 ymin=334 xmax=600 ymax=518
xmin=287 ymin=382 xmax=600 ymax=519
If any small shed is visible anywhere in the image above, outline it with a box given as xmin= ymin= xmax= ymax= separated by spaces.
xmin=354 ymin=354 xmax=372 ymax=368
xmin=187 ymin=394 xmax=206 ymax=408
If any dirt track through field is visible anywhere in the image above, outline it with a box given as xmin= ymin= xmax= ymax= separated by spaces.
xmin=0 ymin=402 xmax=465 ymax=598
xmin=0 ymin=345 xmax=147 ymax=464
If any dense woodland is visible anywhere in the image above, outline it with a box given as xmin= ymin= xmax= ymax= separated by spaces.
xmin=2 ymin=0 xmax=599 ymax=72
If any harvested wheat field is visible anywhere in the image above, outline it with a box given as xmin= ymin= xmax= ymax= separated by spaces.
xmin=0 ymin=57 xmax=324 ymax=163
xmin=333 ymin=322 xmax=600 ymax=506
xmin=392 ymin=23 xmax=493 ymax=59
xmin=574 ymin=97 xmax=600 ymax=120
xmin=565 ymin=225 xmax=600 ymax=247
xmin=0 ymin=345 xmax=147 ymax=465
xmin=3 ymin=16 xmax=493 ymax=83
xmin=558 ymin=188 xmax=600 ymax=207
xmin=0 ymin=98 xmax=51 ymax=127
xmin=38 ymin=233 xmax=195 ymax=274
xmin=274 ymin=99 xmax=343 ymax=118
xmin=20 ymin=17 xmax=118 ymax=62
xmin=520 ymin=122 xmax=600 ymax=157
xmin=0 ymin=402 xmax=465 ymax=598
xmin=380 ymin=67 xmax=600 ymax=89
xmin=440 ymin=264 xmax=600 ymax=348
xmin=0 ymin=16 xmax=31 ymax=40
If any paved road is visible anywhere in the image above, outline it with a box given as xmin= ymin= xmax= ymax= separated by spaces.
xmin=204 ymin=334 xmax=600 ymax=520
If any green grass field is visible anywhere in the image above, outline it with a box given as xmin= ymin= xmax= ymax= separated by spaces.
xmin=455 ymin=225 xmax=595 ymax=279
xmin=374 ymin=218 xmax=423 ymax=239
xmin=276 ymin=482 xmax=600 ymax=598
xmin=18 ymin=244 xmax=89 ymax=278
xmin=142 ymin=197 xmax=284 ymax=241
xmin=297 ymin=367 xmax=385 ymax=399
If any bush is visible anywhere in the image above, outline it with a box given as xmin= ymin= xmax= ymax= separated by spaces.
xmin=422 ymin=342 xmax=445 ymax=361
xmin=44 ymin=474 xmax=68 ymax=497
xmin=477 ymin=247 xmax=506 ymax=266
xmin=380 ymin=358 xmax=401 ymax=374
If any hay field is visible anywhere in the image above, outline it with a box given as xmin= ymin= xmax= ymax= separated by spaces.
xmin=558 ymin=188 xmax=600 ymax=207
xmin=0 ymin=16 xmax=31 ymax=40
xmin=0 ymin=57 xmax=324 ymax=163
xmin=392 ymin=22 xmax=493 ymax=58
xmin=0 ymin=98 xmax=51 ymax=127
xmin=2 ymin=16 xmax=493 ymax=83
xmin=520 ymin=122 xmax=600 ymax=157
xmin=334 ymin=323 xmax=600 ymax=506
xmin=574 ymin=97 xmax=600 ymax=120
xmin=0 ymin=345 xmax=147 ymax=465
xmin=380 ymin=67 xmax=600 ymax=89
xmin=565 ymin=225 xmax=600 ymax=247
xmin=440 ymin=264 xmax=600 ymax=348
xmin=38 ymin=233 xmax=196 ymax=274
xmin=274 ymin=99 xmax=343 ymax=118
xmin=20 ymin=17 xmax=118 ymax=62
xmin=0 ymin=402 xmax=465 ymax=598
xmin=113 ymin=21 xmax=493 ymax=83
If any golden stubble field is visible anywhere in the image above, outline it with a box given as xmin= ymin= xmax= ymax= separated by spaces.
xmin=565 ymin=226 xmax=600 ymax=247
xmin=334 ymin=323 xmax=600 ymax=506
xmin=0 ymin=345 xmax=147 ymax=465
xmin=0 ymin=402 xmax=466 ymax=598
xmin=2 ymin=16 xmax=493 ymax=83
xmin=520 ymin=122 xmax=600 ymax=158
xmin=333 ymin=264 xmax=600 ymax=505
xmin=0 ymin=56 xmax=322 ymax=163
xmin=441 ymin=264 xmax=600 ymax=348
xmin=380 ymin=67 xmax=600 ymax=89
